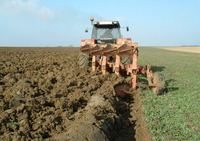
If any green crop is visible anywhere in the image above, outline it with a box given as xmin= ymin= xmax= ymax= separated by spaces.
xmin=138 ymin=47 xmax=200 ymax=141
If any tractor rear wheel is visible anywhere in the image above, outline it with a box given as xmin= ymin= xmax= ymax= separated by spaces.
xmin=78 ymin=53 xmax=90 ymax=68
xmin=121 ymin=57 xmax=132 ymax=64
xmin=152 ymin=73 xmax=165 ymax=95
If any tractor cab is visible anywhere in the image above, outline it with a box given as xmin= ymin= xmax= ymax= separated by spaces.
xmin=91 ymin=20 xmax=122 ymax=44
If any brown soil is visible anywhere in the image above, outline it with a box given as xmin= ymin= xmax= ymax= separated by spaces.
xmin=0 ymin=47 xmax=151 ymax=141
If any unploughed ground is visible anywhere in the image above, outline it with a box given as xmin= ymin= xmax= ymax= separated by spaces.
xmin=155 ymin=46 xmax=200 ymax=53
xmin=0 ymin=47 xmax=151 ymax=141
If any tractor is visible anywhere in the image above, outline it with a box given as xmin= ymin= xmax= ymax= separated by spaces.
xmin=79 ymin=17 xmax=165 ymax=95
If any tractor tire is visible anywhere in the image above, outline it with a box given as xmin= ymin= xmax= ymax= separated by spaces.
xmin=121 ymin=57 xmax=132 ymax=64
xmin=78 ymin=53 xmax=90 ymax=68
xmin=152 ymin=73 xmax=165 ymax=95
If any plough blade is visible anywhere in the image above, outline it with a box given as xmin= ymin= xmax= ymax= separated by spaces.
xmin=90 ymin=44 xmax=106 ymax=55
xmin=80 ymin=44 xmax=94 ymax=53
xmin=81 ymin=43 xmax=138 ymax=57
xmin=102 ymin=44 xmax=119 ymax=56
xmin=117 ymin=43 xmax=138 ymax=57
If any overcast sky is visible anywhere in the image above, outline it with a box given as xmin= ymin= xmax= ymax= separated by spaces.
xmin=0 ymin=0 xmax=200 ymax=47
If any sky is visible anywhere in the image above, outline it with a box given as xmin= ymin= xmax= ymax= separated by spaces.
xmin=0 ymin=0 xmax=200 ymax=47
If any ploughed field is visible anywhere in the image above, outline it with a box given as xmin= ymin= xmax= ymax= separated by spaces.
xmin=0 ymin=47 xmax=151 ymax=141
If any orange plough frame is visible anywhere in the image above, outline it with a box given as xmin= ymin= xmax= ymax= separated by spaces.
xmin=80 ymin=38 xmax=164 ymax=94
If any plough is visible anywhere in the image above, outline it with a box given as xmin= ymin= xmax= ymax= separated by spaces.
xmin=79 ymin=18 xmax=165 ymax=95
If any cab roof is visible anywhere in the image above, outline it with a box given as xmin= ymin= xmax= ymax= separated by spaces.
xmin=93 ymin=21 xmax=120 ymax=27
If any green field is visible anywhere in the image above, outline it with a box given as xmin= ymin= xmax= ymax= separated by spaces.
xmin=138 ymin=47 xmax=200 ymax=141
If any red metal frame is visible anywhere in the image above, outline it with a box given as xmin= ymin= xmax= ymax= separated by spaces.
xmin=80 ymin=38 xmax=157 ymax=91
